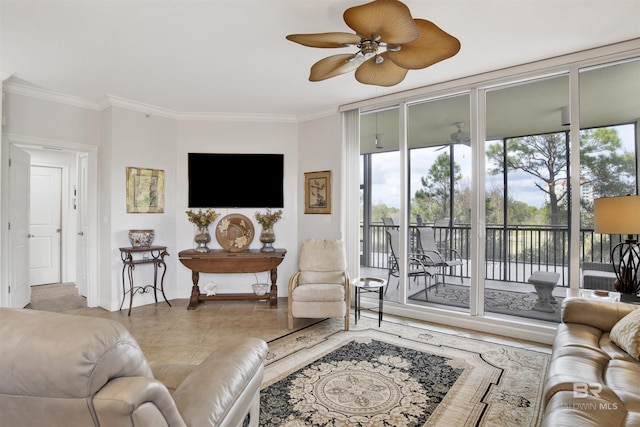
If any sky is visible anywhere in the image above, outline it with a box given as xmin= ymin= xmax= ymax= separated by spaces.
xmin=369 ymin=124 xmax=636 ymax=210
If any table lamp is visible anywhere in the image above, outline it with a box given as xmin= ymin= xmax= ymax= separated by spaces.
xmin=594 ymin=195 xmax=640 ymax=294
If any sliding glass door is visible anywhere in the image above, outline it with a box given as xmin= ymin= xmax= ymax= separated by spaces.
xmin=354 ymin=48 xmax=639 ymax=325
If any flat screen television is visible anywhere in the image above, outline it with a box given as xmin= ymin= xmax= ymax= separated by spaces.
xmin=188 ymin=153 xmax=284 ymax=208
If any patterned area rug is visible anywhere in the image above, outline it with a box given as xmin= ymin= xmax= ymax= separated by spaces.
xmin=261 ymin=317 xmax=549 ymax=426
xmin=408 ymin=285 xmax=562 ymax=323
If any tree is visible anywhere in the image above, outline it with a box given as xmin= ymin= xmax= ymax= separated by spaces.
xmin=414 ymin=151 xmax=462 ymax=221
xmin=372 ymin=204 xmax=399 ymax=224
xmin=580 ymin=127 xmax=635 ymax=227
xmin=486 ymin=127 xmax=634 ymax=228
xmin=486 ymin=133 xmax=568 ymax=225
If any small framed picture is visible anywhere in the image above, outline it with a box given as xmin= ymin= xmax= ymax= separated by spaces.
xmin=304 ymin=170 xmax=331 ymax=214
xmin=126 ymin=167 xmax=165 ymax=213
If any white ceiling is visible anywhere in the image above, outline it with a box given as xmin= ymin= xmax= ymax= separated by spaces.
xmin=2 ymin=0 xmax=640 ymax=119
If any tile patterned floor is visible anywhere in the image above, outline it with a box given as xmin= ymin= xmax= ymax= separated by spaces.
xmin=58 ymin=297 xmax=551 ymax=365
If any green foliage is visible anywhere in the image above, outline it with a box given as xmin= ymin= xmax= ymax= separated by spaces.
xmin=416 ymin=152 xmax=462 ymax=221
xmin=372 ymin=204 xmax=399 ymax=224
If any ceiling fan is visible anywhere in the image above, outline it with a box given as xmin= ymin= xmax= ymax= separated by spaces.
xmin=435 ymin=122 xmax=471 ymax=150
xmin=450 ymin=122 xmax=471 ymax=145
xmin=286 ymin=0 xmax=461 ymax=87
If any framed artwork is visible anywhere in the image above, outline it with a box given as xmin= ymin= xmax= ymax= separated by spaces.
xmin=126 ymin=167 xmax=165 ymax=213
xmin=304 ymin=170 xmax=332 ymax=214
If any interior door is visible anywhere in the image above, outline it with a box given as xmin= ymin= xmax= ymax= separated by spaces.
xmin=29 ymin=166 xmax=62 ymax=285
xmin=9 ymin=144 xmax=31 ymax=308
xmin=76 ymin=154 xmax=89 ymax=297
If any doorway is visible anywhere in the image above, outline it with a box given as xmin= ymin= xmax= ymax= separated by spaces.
xmin=2 ymin=138 xmax=98 ymax=308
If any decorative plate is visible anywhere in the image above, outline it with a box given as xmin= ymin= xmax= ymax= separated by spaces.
xmin=215 ymin=213 xmax=255 ymax=252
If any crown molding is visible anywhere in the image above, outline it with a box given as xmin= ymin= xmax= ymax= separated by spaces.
xmin=3 ymin=83 xmax=316 ymax=123
xmin=174 ymin=110 xmax=299 ymax=123
xmin=100 ymin=95 xmax=179 ymax=119
xmin=296 ymin=108 xmax=339 ymax=122
xmin=4 ymin=82 xmax=101 ymax=111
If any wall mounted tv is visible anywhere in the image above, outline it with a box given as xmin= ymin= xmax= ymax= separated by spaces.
xmin=188 ymin=153 xmax=284 ymax=208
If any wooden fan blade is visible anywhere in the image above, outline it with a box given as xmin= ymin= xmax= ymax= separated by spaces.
xmin=286 ymin=32 xmax=361 ymax=48
xmin=344 ymin=0 xmax=419 ymax=44
xmin=355 ymin=52 xmax=408 ymax=86
xmin=309 ymin=54 xmax=365 ymax=81
xmin=387 ymin=19 xmax=461 ymax=69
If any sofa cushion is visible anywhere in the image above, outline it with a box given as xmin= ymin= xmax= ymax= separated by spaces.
xmin=610 ymin=308 xmax=640 ymax=361
xmin=0 ymin=309 xmax=151 ymax=399
xmin=299 ymin=239 xmax=347 ymax=272
xmin=292 ymin=283 xmax=345 ymax=302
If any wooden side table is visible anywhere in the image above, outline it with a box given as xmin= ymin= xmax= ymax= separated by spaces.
xmin=352 ymin=276 xmax=387 ymax=327
xmin=119 ymin=246 xmax=170 ymax=316
xmin=178 ymin=248 xmax=286 ymax=309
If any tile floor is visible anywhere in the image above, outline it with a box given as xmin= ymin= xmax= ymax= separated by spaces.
xmin=59 ymin=297 xmax=552 ymax=365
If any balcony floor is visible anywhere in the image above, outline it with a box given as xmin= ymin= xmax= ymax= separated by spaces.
xmin=359 ymin=267 xmax=568 ymax=323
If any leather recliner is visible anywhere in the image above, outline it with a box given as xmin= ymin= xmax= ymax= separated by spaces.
xmin=0 ymin=308 xmax=268 ymax=427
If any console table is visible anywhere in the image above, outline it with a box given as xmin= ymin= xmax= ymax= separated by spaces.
xmin=119 ymin=246 xmax=170 ymax=316
xmin=178 ymin=248 xmax=286 ymax=309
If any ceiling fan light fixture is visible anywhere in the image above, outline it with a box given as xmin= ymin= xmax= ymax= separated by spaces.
xmin=356 ymin=52 xmax=408 ymax=86
xmin=286 ymin=0 xmax=460 ymax=86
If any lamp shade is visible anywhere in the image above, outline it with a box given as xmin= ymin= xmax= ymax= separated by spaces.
xmin=594 ymin=195 xmax=640 ymax=235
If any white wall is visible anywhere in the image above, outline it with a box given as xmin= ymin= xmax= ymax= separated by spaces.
xmin=296 ymin=114 xmax=343 ymax=242
xmin=175 ymin=119 xmax=300 ymax=297
xmin=2 ymin=92 xmax=101 ymax=144
xmin=1 ymin=89 xmax=345 ymax=310
xmin=103 ymin=107 xmax=178 ymax=310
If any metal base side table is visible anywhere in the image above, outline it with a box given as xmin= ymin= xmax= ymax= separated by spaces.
xmin=120 ymin=246 xmax=171 ymax=316
xmin=352 ymin=276 xmax=387 ymax=327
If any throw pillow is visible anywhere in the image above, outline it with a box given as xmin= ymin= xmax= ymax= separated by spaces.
xmin=610 ymin=308 xmax=640 ymax=361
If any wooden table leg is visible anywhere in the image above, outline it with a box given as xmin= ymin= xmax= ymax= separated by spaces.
xmin=269 ymin=267 xmax=278 ymax=307
xmin=188 ymin=270 xmax=201 ymax=310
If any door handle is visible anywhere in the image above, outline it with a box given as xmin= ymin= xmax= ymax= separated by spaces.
xmin=78 ymin=232 xmax=84 ymax=236
xmin=28 ymin=234 xmax=34 ymax=238
xmin=56 ymin=228 xmax=62 ymax=233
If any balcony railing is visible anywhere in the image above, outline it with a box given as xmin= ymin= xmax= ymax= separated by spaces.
xmin=361 ymin=222 xmax=625 ymax=288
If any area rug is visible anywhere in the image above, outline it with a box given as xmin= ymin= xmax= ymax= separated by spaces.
xmin=25 ymin=283 xmax=86 ymax=312
xmin=408 ymin=285 xmax=562 ymax=323
xmin=260 ymin=317 xmax=549 ymax=426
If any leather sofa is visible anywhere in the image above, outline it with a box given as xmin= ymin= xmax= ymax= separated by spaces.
xmin=0 ymin=308 xmax=268 ymax=427
xmin=542 ymin=298 xmax=640 ymax=426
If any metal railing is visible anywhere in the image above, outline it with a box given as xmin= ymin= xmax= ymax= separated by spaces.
xmin=361 ymin=222 xmax=625 ymax=288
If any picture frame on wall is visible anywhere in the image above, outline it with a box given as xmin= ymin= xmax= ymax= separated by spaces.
xmin=126 ymin=167 xmax=165 ymax=213
xmin=304 ymin=170 xmax=331 ymax=214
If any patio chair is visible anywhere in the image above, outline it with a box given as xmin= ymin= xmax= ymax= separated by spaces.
xmin=385 ymin=229 xmax=437 ymax=297
xmin=416 ymin=227 xmax=464 ymax=285
xmin=434 ymin=217 xmax=453 ymax=252
xmin=382 ymin=217 xmax=396 ymax=227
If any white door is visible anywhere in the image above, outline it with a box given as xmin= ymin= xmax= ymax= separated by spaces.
xmin=29 ymin=166 xmax=62 ymax=285
xmin=76 ymin=155 xmax=89 ymax=297
xmin=8 ymin=145 xmax=31 ymax=308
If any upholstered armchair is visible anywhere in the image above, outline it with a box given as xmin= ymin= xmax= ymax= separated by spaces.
xmin=288 ymin=239 xmax=350 ymax=330
xmin=0 ymin=308 xmax=268 ymax=427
